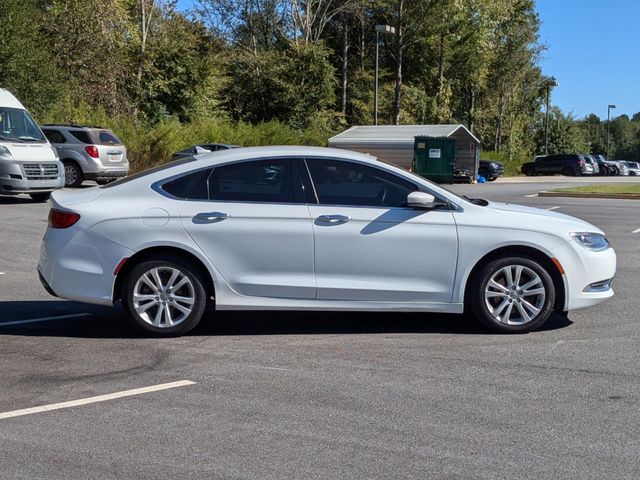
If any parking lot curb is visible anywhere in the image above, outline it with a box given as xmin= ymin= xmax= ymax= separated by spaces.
xmin=539 ymin=191 xmax=640 ymax=200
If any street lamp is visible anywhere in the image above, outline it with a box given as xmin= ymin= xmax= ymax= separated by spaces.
xmin=544 ymin=77 xmax=558 ymax=155
xmin=374 ymin=24 xmax=395 ymax=125
xmin=606 ymin=104 xmax=616 ymax=159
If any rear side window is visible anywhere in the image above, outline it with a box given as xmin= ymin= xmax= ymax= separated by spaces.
xmin=43 ymin=129 xmax=66 ymax=144
xmin=69 ymin=130 xmax=92 ymax=144
xmin=208 ymin=159 xmax=295 ymax=203
xmin=161 ymin=170 xmax=210 ymax=200
xmin=96 ymin=131 xmax=122 ymax=145
xmin=306 ymin=159 xmax=418 ymax=207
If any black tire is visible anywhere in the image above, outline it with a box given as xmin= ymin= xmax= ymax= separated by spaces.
xmin=561 ymin=166 xmax=574 ymax=177
xmin=599 ymin=166 xmax=609 ymax=176
xmin=63 ymin=161 xmax=84 ymax=188
xmin=609 ymin=166 xmax=619 ymax=176
xmin=488 ymin=176 xmax=497 ymax=181
xmin=29 ymin=192 xmax=51 ymax=202
xmin=469 ymin=256 xmax=555 ymax=334
xmin=122 ymin=256 xmax=208 ymax=337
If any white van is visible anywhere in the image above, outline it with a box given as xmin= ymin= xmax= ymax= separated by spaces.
xmin=0 ymin=89 xmax=64 ymax=201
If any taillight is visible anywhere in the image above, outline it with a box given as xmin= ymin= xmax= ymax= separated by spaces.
xmin=84 ymin=145 xmax=99 ymax=158
xmin=48 ymin=209 xmax=81 ymax=229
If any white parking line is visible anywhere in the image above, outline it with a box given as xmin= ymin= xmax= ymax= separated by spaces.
xmin=0 ymin=380 xmax=196 ymax=420
xmin=0 ymin=313 xmax=91 ymax=328
xmin=0 ymin=272 xmax=5 ymax=275
xmin=632 ymin=228 xmax=640 ymax=234
xmin=546 ymin=206 xmax=561 ymax=211
xmin=524 ymin=194 xmax=538 ymax=198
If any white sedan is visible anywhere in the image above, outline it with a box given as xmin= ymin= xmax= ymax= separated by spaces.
xmin=38 ymin=146 xmax=616 ymax=336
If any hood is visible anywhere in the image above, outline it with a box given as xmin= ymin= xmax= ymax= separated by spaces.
xmin=487 ymin=202 xmax=604 ymax=235
xmin=3 ymin=143 xmax=57 ymax=162
xmin=51 ymin=187 xmax=105 ymax=208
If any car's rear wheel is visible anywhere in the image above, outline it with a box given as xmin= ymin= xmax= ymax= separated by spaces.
xmin=478 ymin=168 xmax=489 ymax=179
xmin=63 ymin=161 xmax=84 ymax=188
xmin=122 ymin=257 xmax=207 ymax=337
xmin=522 ymin=165 xmax=535 ymax=176
xmin=561 ymin=166 xmax=574 ymax=176
xmin=469 ymin=256 xmax=555 ymax=333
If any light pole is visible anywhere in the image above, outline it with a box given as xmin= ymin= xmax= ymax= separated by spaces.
xmin=544 ymin=77 xmax=558 ymax=155
xmin=374 ymin=24 xmax=395 ymax=125
xmin=606 ymin=104 xmax=616 ymax=159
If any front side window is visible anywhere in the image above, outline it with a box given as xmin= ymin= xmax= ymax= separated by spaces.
xmin=306 ymin=159 xmax=418 ymax=207
xmin=0 ymin=107 xmax=46 ymax=143
xmin=209 ymin=159 xmax=295 ymax=203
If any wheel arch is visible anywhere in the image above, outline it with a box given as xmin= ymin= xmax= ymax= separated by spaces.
xmin=113 ymin=246 xmax=216 ymax=304
xmin=462 ymin=245 xmax=566 ymax=313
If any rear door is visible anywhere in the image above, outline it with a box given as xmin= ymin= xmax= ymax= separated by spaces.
xmin=179 ymin=158 xmax=316 ymax=299
xmin=305 ymin=158 xmax=458 ymax=303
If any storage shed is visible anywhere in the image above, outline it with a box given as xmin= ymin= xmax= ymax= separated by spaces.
xmin=328 ymin=124 xmax=480 ymax=178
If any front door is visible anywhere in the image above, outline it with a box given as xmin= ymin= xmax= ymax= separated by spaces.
xmin=305 ymin=159 xmax=458 ymax=303
xmin=180 ymin=158 xmax=316 ymax=299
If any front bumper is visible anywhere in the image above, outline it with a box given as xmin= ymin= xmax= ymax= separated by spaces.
xmin=84 ymin=169 xmax=128 ymax=181
xmin=551 ymin=241 xmax=616 ymax=311
xmin=0 ymin=160 xmax=65 ymax=194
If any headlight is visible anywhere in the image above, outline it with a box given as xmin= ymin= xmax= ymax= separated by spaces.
xmin=0 ymin=145 xmax=13 ymax=159
xmin=570 ymin=232 xmax=610 ymax=252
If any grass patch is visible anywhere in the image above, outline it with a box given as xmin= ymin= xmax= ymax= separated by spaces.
xmin=553 ymin=184 xmax=640 ymax=196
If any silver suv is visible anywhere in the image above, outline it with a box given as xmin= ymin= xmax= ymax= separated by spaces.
xmin=42 ymin=125 xmax=129 ymax=187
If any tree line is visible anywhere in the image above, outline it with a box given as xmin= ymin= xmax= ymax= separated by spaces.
xmin=1 ymin=0 xmax=638 ymax=170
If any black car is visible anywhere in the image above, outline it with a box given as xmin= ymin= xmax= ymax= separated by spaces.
xmin=172 ymin=143 xmax=241 ymax=160
xmin=521 ymin=154 xmax=593 ymax=176
xmin=478 ymin=160 xmax=504 ymax=181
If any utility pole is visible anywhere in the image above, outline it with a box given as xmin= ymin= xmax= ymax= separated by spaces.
xmin=544 ymin=77 xmax=558 ymax=155
xmin=373 ymin=24 xmax=395 ymax=125
xmin=606 ymin=104 xmax=616 ymax=159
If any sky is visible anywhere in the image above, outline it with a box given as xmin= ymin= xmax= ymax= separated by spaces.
xmin=535 ymin=0 xmax=640 ymax=120
xmin=177 ymin=0 xmax=639 ymax=120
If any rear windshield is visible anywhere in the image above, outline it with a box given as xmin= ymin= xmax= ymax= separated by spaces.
xmin=69 ymin=129 xmax=122 ymax=145
xmin=96 ymin=131 xmax=122 ymax=145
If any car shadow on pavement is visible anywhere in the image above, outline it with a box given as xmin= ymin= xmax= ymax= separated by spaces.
xmin=0 ymin=300 xmax=573 ymax=338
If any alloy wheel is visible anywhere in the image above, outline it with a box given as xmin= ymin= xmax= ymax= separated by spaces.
xmin=132 ymin=267 xmax=195 ymax=328
xmin=484 ymin=265 xmax=546 ymax=325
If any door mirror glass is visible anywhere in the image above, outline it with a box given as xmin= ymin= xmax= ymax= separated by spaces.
xmin=407 ymin=191 xmax=438 ymax=209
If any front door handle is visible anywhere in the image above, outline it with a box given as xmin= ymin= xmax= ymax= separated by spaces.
xmin=194 ymin=211 xmax=229 ymax=222
xmin=317 ymin=214 xmax=350 ymax=224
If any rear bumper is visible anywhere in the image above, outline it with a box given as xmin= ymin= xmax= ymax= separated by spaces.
xmin=84 ymin=169 xmax=128 ymax=181
xmin=39 ymin=225 xmax=135 ymax=306
xmin=0 ymin=160 xmax=65 ymax=194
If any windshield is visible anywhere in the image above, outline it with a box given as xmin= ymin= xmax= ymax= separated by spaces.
xmin=0 ymin=107 xmax=46 ymax=143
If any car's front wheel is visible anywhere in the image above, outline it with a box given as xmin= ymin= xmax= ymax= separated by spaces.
xmin=470 ymin=256 xmax=555 ymax=333
xmin=122 ymin=257 xmax=208 ymax=337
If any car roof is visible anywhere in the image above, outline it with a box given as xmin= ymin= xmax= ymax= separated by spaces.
xmin=189 ymin=145 xmax=375 ymax=167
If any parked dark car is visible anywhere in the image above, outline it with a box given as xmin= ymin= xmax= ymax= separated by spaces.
xmin=172 ymin=143 xmax=241 ymax=160
xmin=521 ymin=154 xmax=593 ymax=176
xmin=478 ymin=160 xmax=504 ymax=181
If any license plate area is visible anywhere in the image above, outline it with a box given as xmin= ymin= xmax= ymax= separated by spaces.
xmin=107 ymin=153 xmax=123 ymax=162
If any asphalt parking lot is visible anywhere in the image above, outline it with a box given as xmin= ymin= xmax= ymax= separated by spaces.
xmin=1 ymin=180 xmax=639 ymax=479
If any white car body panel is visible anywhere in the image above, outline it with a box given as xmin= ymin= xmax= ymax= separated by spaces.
xmin=38 ymin=146 xmax=616 ymax=318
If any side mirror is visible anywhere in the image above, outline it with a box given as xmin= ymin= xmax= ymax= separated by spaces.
xmin=407 ymin=191 xmax=440 ymax=209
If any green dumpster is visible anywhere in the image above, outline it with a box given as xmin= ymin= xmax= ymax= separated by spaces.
xmin=412 ymin=136 xmax=456 ymax=183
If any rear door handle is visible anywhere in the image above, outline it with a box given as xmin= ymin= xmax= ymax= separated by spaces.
xmin=317 ymin=214 xmax=350 ymax=224
xmin=195 ymin=211 xmax=229 ymax=222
